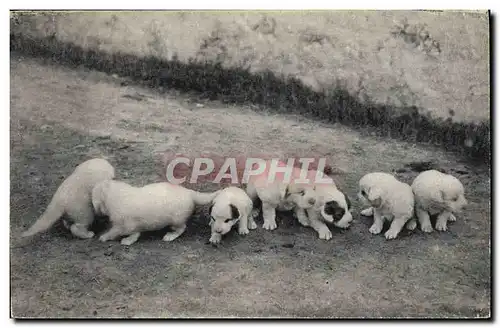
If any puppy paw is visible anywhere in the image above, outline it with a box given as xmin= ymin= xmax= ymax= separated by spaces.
xmin=318 ymin=227 xmax=333 ymax=240
xmin=120 ymin=238 xmax=136 ymax=246
xmin=448 ymin=214 xmax=457 ymax=222
xmin=384 ymin=229 xmax=400 ymax=240
xmin=209 ymin=233 xmax=222 ymax=244
xmin=297 ymin=218 xmax=310 ymax=227
xmin=334 ymin=220 xmax=351 ymax=229
xmin=262 ymin=220 xmax=277 ymax=230
xmin=435 ymin=221 xmax=448 ymax=232
xmin=62 ymin=220 xmax=71 ymax=230
xmin=162 ymin=233 xmax=179 ymax=242
xmin=248 ymin=220 xmax=258 ymax=230
xmin=405 ymin=219 xmax=417 ymax=231
xmin=361 ymin=208 xmax=374 ymax=216
xmin=99 ymin=235 xmax=109 ymax=242
xmin=420 ymin=224 xmax=434 ymax=233
xmin=238 ymin=227 xmax=250 ymax=235
xmin=83 ymin=231 xmax=95 ymax=239
xmin=369 ymin=224 xmax=382 ymax=235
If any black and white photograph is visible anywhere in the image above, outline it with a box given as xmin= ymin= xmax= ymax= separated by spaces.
xmin=8 ymin=8 xmax=491 ymax=319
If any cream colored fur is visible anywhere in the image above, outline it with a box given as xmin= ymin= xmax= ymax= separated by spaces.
xmin=358 ymin=172 xmax=415 ymax=240
xmin=21 ymin=158 xmax=115 ymax=239
xmin=246 ymin=160 xmax=318 ymax=231
xmin=411 ymin=170 xmax=467 ymax=232
xmin=293 ymin=172 xmax=352 ymax=240
xmin=208 ymin=186 xmax=256 ymax=244
xmin=92 ymin=180 xmax=220 ymax=245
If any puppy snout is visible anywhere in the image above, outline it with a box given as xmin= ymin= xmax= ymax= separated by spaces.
xmin=308 ymin=198 xmax=316 ymax=205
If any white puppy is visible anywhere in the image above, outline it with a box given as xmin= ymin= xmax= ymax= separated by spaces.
xmin=246 ymin=160 xmax=318 ymax=231
xmin=21 ymin=158 xmax=115 ymax=239
xmin=92 ymin=180 xmax=220 ymax=245
xmin=292 ymin=170 xmax=353 ymax=240
xmin=208 ymin=186 xmax=257 ymax=244
xmin=411 ymin=170 xmax=467 ymax=232
xmin=358 ymin=172 xmax=415 ymax=240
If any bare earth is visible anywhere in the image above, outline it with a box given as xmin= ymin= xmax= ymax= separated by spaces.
xmin=10 ymin=54 xmax=491 ymax=318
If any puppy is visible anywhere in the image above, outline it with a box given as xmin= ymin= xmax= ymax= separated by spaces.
xmin=208 ymin=186 xmax=256 ymax=244
xmin=92 ymin=180 xmax=220 ymax=245
xmin=358 ymin=172 xmax=415 ymax=240
xmin=246 ymin=160 xmax=318 ymax=231
xmin=292 ymin=170 xmax=353 ymax=240
xmin=411 ymin=170 xmax=467 ymax=232
xmin=21 ymin=158 xmax=115 ymax=239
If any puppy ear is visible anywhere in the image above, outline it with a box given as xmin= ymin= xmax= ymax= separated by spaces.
xmin=439 ymin=191 xmax=446 ymax=202
xmin=230 ymin=204 xmax=240 ymax=219
xmin=370 ymin=196 xmax=382 ymax=208
xmin=367 ymin=188 xmax=382 ymax=208
xmin=344 ymin=194 xmax=352 ymax=210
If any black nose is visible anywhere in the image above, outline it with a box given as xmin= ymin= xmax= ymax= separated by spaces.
xmin=324 ymin=201 xmax=345 ymax=221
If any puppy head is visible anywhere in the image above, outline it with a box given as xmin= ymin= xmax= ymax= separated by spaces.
xmin=284 ymin=183 xmax=317 ymax=209
xmin=321 ymin=191 xmax=353 ymax=228
xmin=209 ymin=203 xmax=240 ymax=235
xmin=358 ymin=185 xmax=383 ymax=208
xmin=358 ymin=172 xmax=397 ymax=208
xmin=440 ymin=176 xmax=467 ymax=213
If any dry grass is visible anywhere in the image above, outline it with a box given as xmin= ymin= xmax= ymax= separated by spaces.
xmin=10 ymin=54 xmax=491 ymax=318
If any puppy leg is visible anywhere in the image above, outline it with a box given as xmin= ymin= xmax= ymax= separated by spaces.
xmin=238 ymin=212 xmax=250 ymax=235
xmin=307 ymin=210 xmax=332 ymax=240
xmin=435 ymin=211 xmax=452 ymax=231
xmin=295 ymin=208 xmax=310 ymax=227
xmin=385 ymin=217 xmax=409 ymax=240
xmin=68 ymin=206 xmax=95 ymax=239
xmin=209 ymin=232 xmax=222 ymax=244
xmin=163 ymin=224 xmax=187 ymax=242
xmin=416 ymin=208 xmax=433 ymax=233
xmin=247 ymin=215 xmax=257 ymax=230
xmin=247 ymin=184 xmax=261 ymax=219
xmin=262 ymin=202 xmax=278 ymax=230
xmin=369 ymin=209 xmax=384 ymax=235
xmin=405 ymin=218 xmax=417 ymax=231
xmin=121 ymin=232 xmax=141 ymax=246
xmin=99 ymin=225 xmax=124 ymax=242
xmin=361 ymin=207 xmax=374 ymax=217
xmin=70 ymin=223 xmax=95 ymax=239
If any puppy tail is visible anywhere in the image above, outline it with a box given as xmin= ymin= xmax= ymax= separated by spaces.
xmin=21 ymin=196 xmax=64 ymax=238
xmin=190 ymin=190 xmax=221 ymax=206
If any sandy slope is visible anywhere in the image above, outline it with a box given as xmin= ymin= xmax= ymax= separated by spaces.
xmin=11 ymin=11 xmax=489 ymax=123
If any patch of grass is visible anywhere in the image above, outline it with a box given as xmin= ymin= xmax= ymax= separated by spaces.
xmin=10 ymin=32 xmax=490 ymax=164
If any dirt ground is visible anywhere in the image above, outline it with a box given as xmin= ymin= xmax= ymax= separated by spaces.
xmin=10 ymin=54 xmax=491 ymax=318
